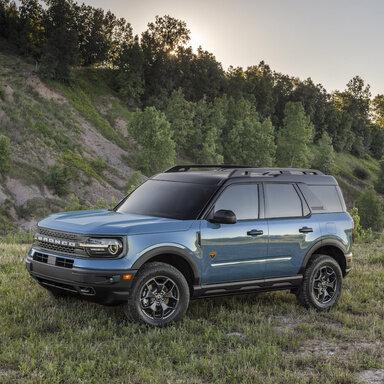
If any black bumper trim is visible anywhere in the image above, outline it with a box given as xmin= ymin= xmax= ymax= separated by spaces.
xmin=26 ymin=258 xmax=137 ymax=304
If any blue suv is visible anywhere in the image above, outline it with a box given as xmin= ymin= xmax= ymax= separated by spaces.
xmin=26 ymin=165 xmax=353 ymax=327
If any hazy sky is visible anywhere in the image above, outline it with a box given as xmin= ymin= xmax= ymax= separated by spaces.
xmin=82 ymin=0 xmax=384 ymax=95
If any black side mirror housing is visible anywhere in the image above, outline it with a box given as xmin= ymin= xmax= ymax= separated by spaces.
xmin=209 ymin=209 xmax=237 ymax=224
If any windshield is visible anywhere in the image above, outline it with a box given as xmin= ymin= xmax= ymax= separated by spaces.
xmin=116 ymin=180 xmax=217 ymax=220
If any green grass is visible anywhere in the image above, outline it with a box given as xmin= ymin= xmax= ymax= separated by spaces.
xmin=0 ymin=240 xmax=383 ymax=383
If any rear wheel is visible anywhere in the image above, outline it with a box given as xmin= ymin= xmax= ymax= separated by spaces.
xmin=297 ymin=254 xmax=342 ymax=310
xmin=124 ymin=262 xmax=190 ymax=327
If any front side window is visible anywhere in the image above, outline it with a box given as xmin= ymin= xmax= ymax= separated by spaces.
xmin=265 ymin=183 xmax=303 ymax=218
xmin=213 ymin=184 xmax=259 ymax=220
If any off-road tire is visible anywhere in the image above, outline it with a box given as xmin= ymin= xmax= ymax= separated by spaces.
xmin=296 ymin=254 xmax=343 ymax=311
xmin=124 ymin=262 xmax=190 ymax=327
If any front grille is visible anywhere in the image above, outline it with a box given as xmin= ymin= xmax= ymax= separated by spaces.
xmin=55 ymin=257 xmax=74 ymax=269
xmin=34 ymin=227 xmax=87 ymax=256
xmin=38 ymin=228 xmax=79 ymax=241
xmin=36 ymin=241 xmax=76 ymax=254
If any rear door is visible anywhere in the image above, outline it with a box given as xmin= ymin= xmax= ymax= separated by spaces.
xmin=200 ymin=183 xmax=268 ymax=284
xmin=264 ymin=182 xmax=321 ymax=278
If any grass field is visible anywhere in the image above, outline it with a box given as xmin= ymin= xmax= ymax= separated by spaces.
xmin=0 ymin=240 xmax=383 ymax=384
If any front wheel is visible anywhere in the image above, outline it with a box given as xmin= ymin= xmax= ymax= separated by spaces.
xmin=124 ymin=262 xmax=190 ymax=327
xmin=297 ymin=254 xmax=343 ymax=310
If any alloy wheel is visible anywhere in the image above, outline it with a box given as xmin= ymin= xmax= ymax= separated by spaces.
xmin=312 ymin=265 xmax=338 ymax=305
xmin=139 ymin=276 xmax=180 ymax=320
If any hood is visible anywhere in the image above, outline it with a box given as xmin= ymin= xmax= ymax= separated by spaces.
xmin=37 ymin=209 xmax=194 ymax=235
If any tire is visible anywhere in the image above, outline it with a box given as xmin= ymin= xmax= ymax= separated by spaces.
xmin=296 ymin=254 xmax=343 ymax=311
xmin=124 ymin=262 xmax=190 ymax=327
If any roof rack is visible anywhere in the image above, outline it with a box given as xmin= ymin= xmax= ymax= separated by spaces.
xmin=165 ymin=165 xmax=252 ymax=173
xmin=165 ymin=165 xmax=323 ymax=177
xmin=229 ymin=167 xmax=324 ymax=177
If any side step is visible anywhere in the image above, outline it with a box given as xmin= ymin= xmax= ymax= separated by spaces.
xmin=193 ymin=275 xmax=303 ymax=298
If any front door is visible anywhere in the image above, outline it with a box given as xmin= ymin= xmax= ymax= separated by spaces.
xmin=200 ymin=183 xmax=268 ymax=284
xmin=264 ymin=182 xmax=321 ymax=278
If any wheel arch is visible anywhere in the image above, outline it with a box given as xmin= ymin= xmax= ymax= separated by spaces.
xmin=131 ymin=246 xmax=200 ymax=287
xmin=300 ymin=239 xmax=348 ymax=276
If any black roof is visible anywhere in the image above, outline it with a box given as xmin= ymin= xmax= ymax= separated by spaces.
xmin=152 ymin=165 xmax=338 ymax=186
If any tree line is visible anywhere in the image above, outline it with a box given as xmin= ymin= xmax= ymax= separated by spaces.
xmin=1 ymin=0 xmax=384 ymax=171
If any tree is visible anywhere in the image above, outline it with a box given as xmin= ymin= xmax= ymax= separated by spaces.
xmin=0 ymin=0 xmax=19 ymax=41
xmin=375 ymin=158 xmax=384 ymax=194
xmin=222 ymin=98 xmax=275 ymax=166
xmin=130 ymin=107 xmax=176 ymax=175
xmin=40 ymin=0 xmax=78 ymax=82
xmin=0 ymin=134 xmax=11 ymax=175
xmin=141 ymin=15 xmax=190 ymax=55
xmin=191 ymin=98 xmax=224 ymax=164
xmin=356 ymin=188 xmax=384 ymax=231
xmin=312 ymin=133 xmax=335 ymax=174
xmin=372 ymin=95 xmax=384 ymax=128
xmin=164 ymin=89 xmax=195 ymax=155
xmin=113 ymin=36 xmax=144 ymax=106
xmin=276 ymin=102 xmax=314 ymax=167
xmin=18 ymin=0 xmax=45 ymax=60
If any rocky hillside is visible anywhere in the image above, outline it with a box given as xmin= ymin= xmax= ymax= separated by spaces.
xmin=0 ymin=50 xmax=140 ymax=231
xmin=0 ymin=50 xmax=380 ymax=232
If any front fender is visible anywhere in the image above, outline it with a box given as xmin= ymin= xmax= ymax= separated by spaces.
xmin=131 ymin=244 xmax=200 ymax=281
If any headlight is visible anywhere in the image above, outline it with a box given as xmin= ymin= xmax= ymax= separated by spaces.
xmin=80 ymin=238 xmax=124 ymax=257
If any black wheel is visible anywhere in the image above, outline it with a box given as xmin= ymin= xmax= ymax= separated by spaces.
xmin=124 ymin=262 xmax=190 ymax=327
xmin=297 ymin=254 xmax=342 ymax=310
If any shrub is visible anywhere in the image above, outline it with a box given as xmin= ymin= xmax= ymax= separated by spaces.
xmin=353 ymin=166 xmax=369 ymax=180
xmin=0 ymin=134 xmax=11 ymax=175
xmin=349 ymin=207 xmax=374 ymax=243
xmin=375 ymin=158 xmax=384 ymax=194
xmin=45 ymin=164 xmax=72 ymax=196
xmin=356 ymin=188 xmax=384 ymax=232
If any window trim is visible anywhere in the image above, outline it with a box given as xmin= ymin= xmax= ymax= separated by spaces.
xmin=203 ymin=182 xmax=262 ymax=222
xmin=263 ymin=182 xmax=311 ymax=220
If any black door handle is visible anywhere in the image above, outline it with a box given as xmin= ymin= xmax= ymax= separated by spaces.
xmin=299 ymin=226 xmax=313 ymax=233
xmin=247 ymin=229 xmax=264 ymax=236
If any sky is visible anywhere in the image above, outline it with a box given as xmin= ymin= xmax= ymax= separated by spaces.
xmin=82 ymin=0 xmax=384 ymax=95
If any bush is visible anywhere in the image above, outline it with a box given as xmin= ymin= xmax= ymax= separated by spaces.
xmin=45 ymin=164 xmax=72 ymax=196
xmin=356 ymin=188 xmax=384 ymax=232
xmin=353 ymin=166 xmax=369 ymax=180
xmin=0 ymin=134 xmax=11 ymax=175
xmin=375 ymin=158 xmax=384 ymax=194
xmin=349 ymin=207 xmax=374 ymax=243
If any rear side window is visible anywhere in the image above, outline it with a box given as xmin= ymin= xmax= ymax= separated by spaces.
xmin=305 ymin=185 xmax=344 ymax=213
xmin=214 ymin=184 xmax=259 ymax=220
xmin=265 ymin=183 xmax=303 ymax=218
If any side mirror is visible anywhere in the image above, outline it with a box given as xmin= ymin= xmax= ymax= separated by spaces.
xmin=209 ymin=209 xmax=237 ymax=224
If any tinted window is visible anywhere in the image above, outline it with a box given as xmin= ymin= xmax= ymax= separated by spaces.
xmin=117 ymin=180 xmax=216 ymax=220
xmin=307 ymin=185 xmax=343 ymax=213
xmin=265 ymin=183 xmax=303 ymax=218
xmin=214 ymin=184 xmax=259 ymax=220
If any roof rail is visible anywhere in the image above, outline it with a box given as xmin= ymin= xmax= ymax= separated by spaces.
xmin=229 ymin=168 xmax=324 ymax=177
xmin=164 ymin=165 xmax=324 ymax=177
xmin=165 ymin=164 xmax=253 ymax=173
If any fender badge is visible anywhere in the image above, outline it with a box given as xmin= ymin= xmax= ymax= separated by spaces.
xmin=209 ymin=250 xmax=217 ymax=259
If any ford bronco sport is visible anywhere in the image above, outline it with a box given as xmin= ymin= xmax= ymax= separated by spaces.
xmin=26 ymin=165 xmax=353 ymax=327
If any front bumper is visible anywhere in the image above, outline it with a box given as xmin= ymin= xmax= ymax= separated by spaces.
xmin=26 ymin=249 xmax=137 ymax=305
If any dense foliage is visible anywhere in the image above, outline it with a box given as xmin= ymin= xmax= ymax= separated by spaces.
xmin=1 ymin=0 xmax=383 ymax=166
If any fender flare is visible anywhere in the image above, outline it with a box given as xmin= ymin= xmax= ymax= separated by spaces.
xmin=131 ymin=245 xmax=200 ymax=283
xmin=300 ymin=238 xmax=347 ymax=273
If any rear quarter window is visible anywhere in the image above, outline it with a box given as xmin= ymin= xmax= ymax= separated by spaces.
xmin=300 ymin=185 xmax=344 ymax=213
